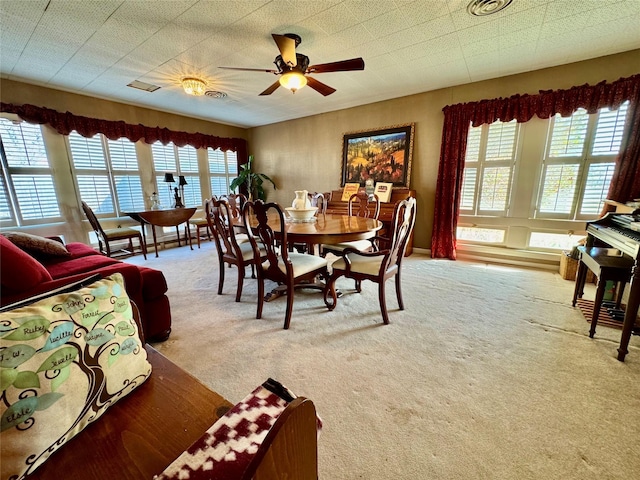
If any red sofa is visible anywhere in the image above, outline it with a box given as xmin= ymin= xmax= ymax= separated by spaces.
xmin=0 ymin=235 xmax=171 ymax=342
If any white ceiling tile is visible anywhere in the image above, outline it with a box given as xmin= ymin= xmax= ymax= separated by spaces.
xmin=412 ymin=14 xmax=458 ymax=42
xmin=397 ymin=0 xmax=450 ymax=27
xmin=362 ymin=9 xmax=411 ymax=39
xmin=309 ymin=2 xmax=361 ymax=35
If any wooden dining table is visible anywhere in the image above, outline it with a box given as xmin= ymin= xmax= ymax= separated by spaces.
xmin=125 ymin=208 xmax=197 ymax=257
xmin=235 ymin=212 xmax=383 ymax=301
xmin=238 ymin=212 xmax=383 ymax=253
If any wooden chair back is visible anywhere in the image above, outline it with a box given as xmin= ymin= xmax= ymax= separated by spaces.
xmin=385 ymin=197 xmax=417 ymax=270
xmin=81 ymin=200 xmax=107 ymax=246
xmin=348 ymin=192 xmax=380 ymax=219
xmin=243 ymin=200 xmax=292 ymax=285
xmin=308 ymin=192 xmax=328 ymax=214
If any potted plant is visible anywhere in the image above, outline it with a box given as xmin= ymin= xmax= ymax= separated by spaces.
xmin=229 ymin=155 xmax=277 ymax=201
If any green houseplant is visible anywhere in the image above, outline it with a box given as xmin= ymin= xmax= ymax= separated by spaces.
xmin=229 ymin=155 xmax=277 ymax=201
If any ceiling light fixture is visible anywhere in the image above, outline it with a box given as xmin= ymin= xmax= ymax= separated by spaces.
xmin=467 ymin=0 xmax=513 ymax=16
xmin=181 ymin=77 xmax=207 ymax=96
xmin=279 ymin=71 xmax=307 ymax=93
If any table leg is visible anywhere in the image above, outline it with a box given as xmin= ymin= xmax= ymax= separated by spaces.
xmin=151 ymin=225 xmax=159 ymax=258
xmin=186 ymin=222 xmax=193 ymax=250
xmin=617 ymin=264 xmax=640 ymax=361
xmin=139 ymin=220 xmax=148 ymax=256
xmin=175 ymin=226 xmax=181 ymax=247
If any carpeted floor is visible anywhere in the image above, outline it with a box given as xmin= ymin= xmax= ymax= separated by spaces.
xmin=125 ymin=243 xmax=640 ymax=480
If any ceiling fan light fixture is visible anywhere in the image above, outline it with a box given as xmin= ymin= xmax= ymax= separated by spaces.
xmin=181 ymin=77 xmax=207 ymax=96
xmin=279 ymin=71 xmax=307 ymax=93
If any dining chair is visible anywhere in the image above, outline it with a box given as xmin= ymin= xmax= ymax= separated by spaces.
xmin=222 ymin=193 xmax=249 ymax=243
xmin=243 ymin=200 xmax=330 ymax=329
xmin=320 ymin=191 xmax=380 ymax=256
xmin=308 ymin=192 xmax=328 ymax=214
xmin=323 ymin=197 xmax=417 ymax=324
xmin=81 ymin=201 xmax=147 ymax=259
xmin=206 ymin=197 xmax=265 ymax=302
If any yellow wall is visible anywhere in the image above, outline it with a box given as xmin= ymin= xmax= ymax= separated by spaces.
xmin=249 ymin=49 xmax=640 ymax=251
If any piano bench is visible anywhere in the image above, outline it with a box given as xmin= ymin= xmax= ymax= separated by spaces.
xmin=572 ymin=246 xmax=635 ymax=338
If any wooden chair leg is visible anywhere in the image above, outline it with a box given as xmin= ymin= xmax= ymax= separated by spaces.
xmin=379 ymin=279 xmax=389 ymax=325
xmin=197 ymin=225 xmax=202 ymax=249
xmin=257 ymin=278 xmax=265 ymax=319
xmin=395 ymin=271 xmax=404 ymax=310
xmin=235 ymin=265 xmax=244 ymax=302
xmin=218 ymin=259 xmax=226 ymax=295
xmin=283 ymin=284 xmax=294 ymax=329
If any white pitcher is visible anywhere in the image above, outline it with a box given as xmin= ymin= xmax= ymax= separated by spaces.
xmin=292 ymin=190 xmax=310 ymax=210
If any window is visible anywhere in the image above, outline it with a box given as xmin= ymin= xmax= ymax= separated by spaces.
xmin=460 ymin=120 xmax=518 ymax=216
xmin=536 ymin=101 xmax=629 ymax=219
xmin=152 ymin=142 xmax=178 ymax=209
xmin=208 ymin=148 xmax=238 ymax=197
xmin=177 ymin=145 xmax=201 ymax=207
xmin=0 ymin=118 xmax=61 ymax=226
xmin=457 ymin=101 xmax=630 ymax=252
xmin=68 ymin=132 xmax=144 ymax=216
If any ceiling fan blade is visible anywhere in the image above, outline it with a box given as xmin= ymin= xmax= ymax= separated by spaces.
xmin=219 ymin=66 xmax=278 ymax=73
xmin=272 ymin=34 xmax=297 ymax=67
xmin=259 ymin=80 xmax=282 ymax=96
xmin=307 ymin=57 xmax=365 ymax=74
xmin=305 ymin=76 xmax=336 ymax=96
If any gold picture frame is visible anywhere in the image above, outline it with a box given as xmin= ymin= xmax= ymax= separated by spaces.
xmin=341 ymin=123 xmax=415 ymax=188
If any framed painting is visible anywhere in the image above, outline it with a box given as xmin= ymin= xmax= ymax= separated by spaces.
xmin=341 ymin=123 xmax=414 ymax=188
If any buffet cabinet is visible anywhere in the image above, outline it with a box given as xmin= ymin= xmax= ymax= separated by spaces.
xmin=325 ymin=188 xmax=416 ymax=256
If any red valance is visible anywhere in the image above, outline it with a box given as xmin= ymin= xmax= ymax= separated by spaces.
xmin=0 ymin=102 xmax=247 ymax=153
xmin=432 ymin=73 xmax=640 ymax=260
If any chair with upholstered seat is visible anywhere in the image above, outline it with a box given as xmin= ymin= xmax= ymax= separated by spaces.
xmin=81 ymin=201 xmax=146 ymax=259
xmin=243 ymin=200 xmax=330 ymax=329
xmin=321 ymin=191 xmax=380 ymax=256
xmin=324 ymin=197 xmax=416 ymax=324
xmin=222 ymin=193 xmax=249 ymax=243
xmin=206 ymin=197 xmax=265 ymax=302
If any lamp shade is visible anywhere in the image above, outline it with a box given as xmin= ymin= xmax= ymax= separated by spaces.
xmin=279 ymin=71 xmax=307 ymax=93
xmin=178 ymin=175 xmax=188 ymax=186
xmin=164 ymin=173 xmax=175 ymax=183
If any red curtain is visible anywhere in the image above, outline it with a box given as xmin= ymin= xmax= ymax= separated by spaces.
xmin=0 ymin=102 xmax=248 ymax=156
xmin=431 ymin=74 xmax=640 ymax=260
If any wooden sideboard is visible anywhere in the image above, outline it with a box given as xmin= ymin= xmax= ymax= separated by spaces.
xmin=325 ymin=188 xmax=416 ymax=255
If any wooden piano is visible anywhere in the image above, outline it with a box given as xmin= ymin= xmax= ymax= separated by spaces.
xmin=585 ymin=211 xmax=640 ymax=361
xmin=325 ymin=188 xmax=416 ymax=256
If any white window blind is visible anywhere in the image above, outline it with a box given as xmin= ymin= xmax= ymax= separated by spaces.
xmin=69 ymin=132 xmax=114 ymax=214
xmin=69 ymin=133 xmax=144 ymax=215
xmin=153 ymin=142 xmax=177 ymax=208
xmin=0 ymin=119 xmax=61 ymax=223
xmin=208 ymin=148 xmax=238 ymax=197
xmin=460 ymin=120 xmax=517 ymax=215
xmin=537 ymin=101 xmax=629 ymax=219
xmin=107 ymin=138 xmax=144 ymax=212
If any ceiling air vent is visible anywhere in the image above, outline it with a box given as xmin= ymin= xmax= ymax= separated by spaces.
xmin=205 ymin=90 xmax=227 ymax=98
xmin=127 ymin=80 xmax=161 ymax=92
xmin=467 ymin=0 xmax=513 ymax=16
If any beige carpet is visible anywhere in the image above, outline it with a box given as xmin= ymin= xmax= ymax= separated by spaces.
xmin=125 ymin=243 xmax=640 ymax=480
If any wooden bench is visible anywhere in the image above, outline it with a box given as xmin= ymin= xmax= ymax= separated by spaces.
xmin=31 ymin=347 xmax=320 ymax=480
xmin=572 ymin=246 xmax=634 ymax=338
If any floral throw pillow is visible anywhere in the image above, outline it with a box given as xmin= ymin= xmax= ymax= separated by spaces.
xmin=0 ymin=273 xmax=152 ymax=480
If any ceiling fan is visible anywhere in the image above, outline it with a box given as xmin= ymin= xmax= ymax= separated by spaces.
xmin=219 ymin=33 xmax=365 ymax=96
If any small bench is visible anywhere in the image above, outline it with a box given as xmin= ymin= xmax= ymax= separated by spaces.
xmin=572 ymin=245 xmax=634 ymax=338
